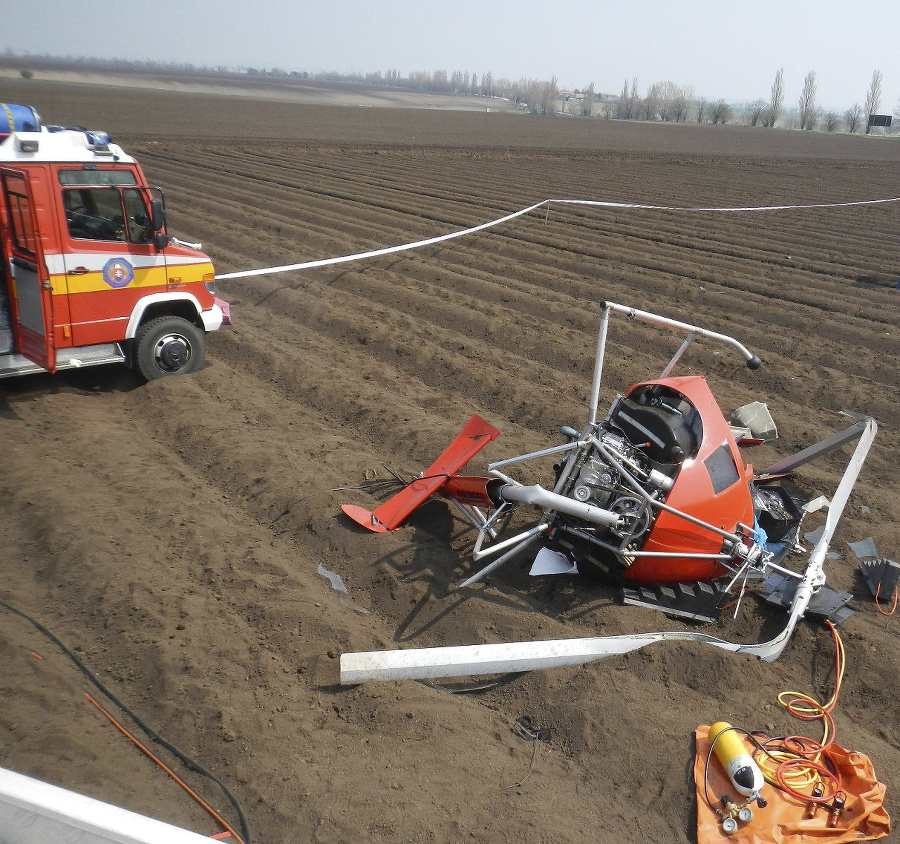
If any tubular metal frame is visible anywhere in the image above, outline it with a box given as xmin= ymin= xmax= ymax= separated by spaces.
xmin=458 ymin=301 xmax=766 ymax=588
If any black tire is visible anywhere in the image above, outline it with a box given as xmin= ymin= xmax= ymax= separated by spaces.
xmin=134 ymin=316 xmax=205 ymax=380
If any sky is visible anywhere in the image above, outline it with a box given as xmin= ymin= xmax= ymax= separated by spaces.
xmin=4 ymin=0 xmax=899 ymax=111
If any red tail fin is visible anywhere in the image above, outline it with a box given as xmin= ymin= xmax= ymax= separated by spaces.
xmin=341 ymin=414 xmax=500 ymax=532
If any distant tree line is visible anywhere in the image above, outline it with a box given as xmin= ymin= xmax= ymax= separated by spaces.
xmin=4 ymin=50 xmax=896 ymax=135
xmin=743 ymin=68 xmax=884 ymax=134
xmin=606 ymin=67 xmax=894 ymax=135
xmin=356 ymin=68 xmax=562 ymax=115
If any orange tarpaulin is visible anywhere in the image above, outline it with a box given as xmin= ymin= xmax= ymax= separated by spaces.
xmin=694 ymin=726 xmax=890 ymax=843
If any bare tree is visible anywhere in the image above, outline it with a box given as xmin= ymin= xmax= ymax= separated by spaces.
xmin=494 ymin=77 xmax=513 ymax=99
xmin=481 ymin=71 xmax=494 ymax=98
xmin=510 ymin=77 xmax=529 ymax=104
xmin=864 ymin=69 xmax=883 ymax=133
xmin=747 ymin=99 xmax=767 ymax=126
xmin=798 ymin=71 xmax=818 ymax=130
xmin=766 ymin=68 xmax=784 ymax=127
xmin=656 ymin=81 xmax=677 ymax=121
xmin=823 ymin=111 xmax=840 ymax=132
xmin=672 ymin=85 xmax=692 ymax=121
xmin=643 ymin=83 xmax=661 ymax=120
xmin=845 ymin=103 xmax=863 ymax=133
xmin=650 ymin=81 xmax=692 ymax=122
xmin=710 ymin=100 xmax=733 ymax=124
xmin=617 ymin=77 xmax=638 ymax=119
xmin=582 ymin=82 xmax=595 ymax=117
xmin=696 ymin=97 xmax=708 ymax=123
xmin=431 ymin=69 xmax=449 ymax=92
xmin=538 ymin=76 xmax=558 ymax=115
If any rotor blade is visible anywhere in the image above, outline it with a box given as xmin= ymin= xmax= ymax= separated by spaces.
xmin=339 ymin=621 xmax=799 ymax=684
xmin=759 ymin=418 xmax=871 ymax=477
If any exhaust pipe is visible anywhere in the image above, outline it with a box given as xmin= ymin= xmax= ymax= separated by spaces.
xmin=497 ymin=483 xmax=620 ymax=528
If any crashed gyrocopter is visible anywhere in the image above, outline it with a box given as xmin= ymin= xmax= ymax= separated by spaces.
xmin=340 ymin=301 xmax=876 ymax=683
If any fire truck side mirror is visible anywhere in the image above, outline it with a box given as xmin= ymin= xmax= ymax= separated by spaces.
xmin=149 ymin=197 xmax=166 ymax=232
xmin=149 ymin=197 xmax=168 ymax=249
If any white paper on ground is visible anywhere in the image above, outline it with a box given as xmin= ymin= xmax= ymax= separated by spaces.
xmin=529 ymin=547 xmax=579 ymax=576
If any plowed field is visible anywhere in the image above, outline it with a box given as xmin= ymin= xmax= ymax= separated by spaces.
xmin=2 ymin=78 xmax=899 ymax=844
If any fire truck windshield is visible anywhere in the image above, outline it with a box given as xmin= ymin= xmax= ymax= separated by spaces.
xmin=63 ymin=187 xmax=154 ymax=244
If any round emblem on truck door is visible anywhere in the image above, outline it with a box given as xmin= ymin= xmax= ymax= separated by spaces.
xmin=102 ymin=258 xmax=134 ymax=288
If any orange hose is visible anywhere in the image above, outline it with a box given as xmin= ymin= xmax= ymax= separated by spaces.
xmin=85 ymin=693 xmax=245 ymax=844
xmin=874 ymin=579 xmax=898 ymax=616
xmin=755 ymin=621 xmax=845 ymax=801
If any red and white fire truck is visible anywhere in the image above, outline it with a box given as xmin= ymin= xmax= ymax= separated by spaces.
xmin=0 ymin=103 xmax=227 ymax=380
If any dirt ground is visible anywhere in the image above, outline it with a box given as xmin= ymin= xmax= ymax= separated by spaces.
xmin=1 ymin=77 xmax=899 ymax=844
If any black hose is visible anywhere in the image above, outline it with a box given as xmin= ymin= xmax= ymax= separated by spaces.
xmin=0 ymin=597 xmax=252 ymax=844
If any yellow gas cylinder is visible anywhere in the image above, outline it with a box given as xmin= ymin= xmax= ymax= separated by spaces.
xmin=709 ymin=721 xmax=765 ymax=798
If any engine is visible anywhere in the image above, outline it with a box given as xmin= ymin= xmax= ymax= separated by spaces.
xmin=551 ymin=384 xmax=704 ymax=579
xmin=567 ymin=430 xmax=665 ymax=537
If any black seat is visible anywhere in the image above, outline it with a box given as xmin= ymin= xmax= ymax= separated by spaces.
xmin=613 ymin=398 xmax=699 ymax=464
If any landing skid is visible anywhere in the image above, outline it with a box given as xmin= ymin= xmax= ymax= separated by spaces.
xmin=620 ymin=580 xmax=727 ymax=623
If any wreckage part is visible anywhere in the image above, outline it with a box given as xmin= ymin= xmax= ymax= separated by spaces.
xmin=758 ymin=417 xmax=878 ymax=659
xmin=598 ymin=301 xmax=761 ymax=375
xmin=340 ymin=504 xmax=389 ymax=533
xmin=339 ymin=616 xmax=811 ymax=684
xmin=763 ymin=575 xmax=854 ymax=623
xmin=440 ymin=475 xmax=501 ymax=509
xmin=588 ymin=304 xmax=612 ymax=425
xmin=447 ymin=494 xmax=513 ymax=542
xmin=496 ymin=483 xmax=620 ymax=528
xmin=342 ymin=572 xmax=866 ymax=684
xmin=488 ymin=438 xmax=584 ymax=472
xmin=859 ymin=559 xmax=899 ymax=615
xmin=551 ymin=423 xmax=603 ymax=499
xmin=730 ymin=402 xmax=777 ymax=442
xmin=340 ymin=414 xmax=500 ymax=532
xmin=559 ymin=425 xmax=580 ymax=441
xmin=659 ymin=331 xmax=696 ymax=378
xmin=620 ymin=580 xmax=725 ymax=622
xmin=847 ymin=537 xmax=878 ymax=559
xmin=555 ymin=525 xmax=733 ymax=585
xmin=805 ymin=418 xmax=876 ymax=574
xmin=472 ymin=519 xmax=548 ymax=562
xmin=593 ymin=437 xmax=753 ymax=582
xmin=759 ymin=418 xmax=872 ymax=478
xmin=752 ymin=482 xmax=806 ymax=544
xmin=553 ymin=533 xmax=623 ymax=579
xmin=608 ymin=495 xmax=652 ymax=539
xmin=457 ymin=527 xmax=548 ymax=589
xmin=613 ymin=401 xmax=699 ymax=464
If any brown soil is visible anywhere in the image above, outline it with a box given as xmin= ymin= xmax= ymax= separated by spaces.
xmin=1 ymin=77 xmax=898 ymax=844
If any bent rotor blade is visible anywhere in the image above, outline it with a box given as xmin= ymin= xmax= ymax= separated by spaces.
xmin=339 ymin=627 xmax=791 ymax=684
xmin=808 ymin=417 xmax=877 ymax=563
xmin=759 ymin=418 xmax=871 ymax=477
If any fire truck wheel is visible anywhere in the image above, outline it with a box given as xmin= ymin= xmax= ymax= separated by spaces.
xmin=135 ymin=316 xmax=205 ymax=380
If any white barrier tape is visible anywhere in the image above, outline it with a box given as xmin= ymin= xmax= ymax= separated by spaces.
xmin=217 ymin=194 xmax=900 ymax=281
xmin=547 ymin=195 xmax=900 ymax=212
xmin=217 ymin=200 xmax=547 ymax=280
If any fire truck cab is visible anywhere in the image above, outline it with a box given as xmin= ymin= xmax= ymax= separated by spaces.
xmin=0 ymin=103 xmax=227 ymax=380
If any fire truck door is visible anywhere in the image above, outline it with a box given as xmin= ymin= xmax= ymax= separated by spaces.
xmin=0 ymin=168 xmax=55 ymax=372
xmin=60 ymin=186 xmax=166 ymax=346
